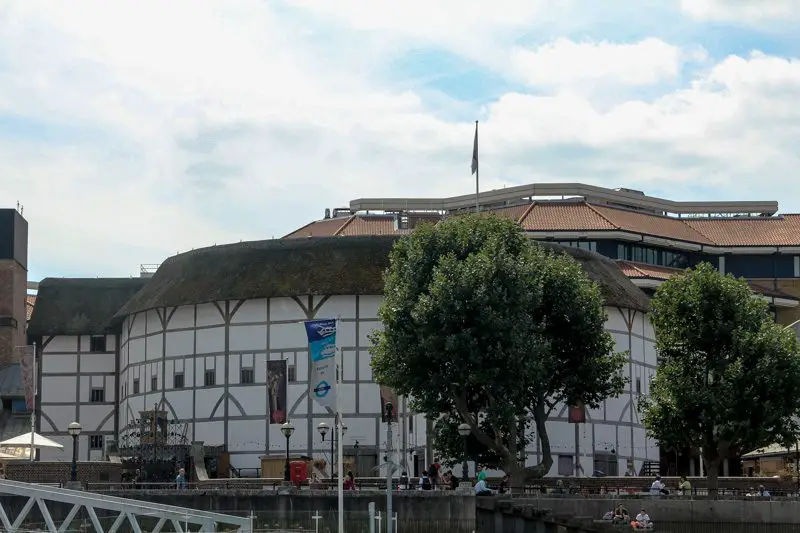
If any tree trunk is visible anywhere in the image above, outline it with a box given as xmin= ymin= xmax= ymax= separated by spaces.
xmin=524 ymin=403 xmax=553 ymax=480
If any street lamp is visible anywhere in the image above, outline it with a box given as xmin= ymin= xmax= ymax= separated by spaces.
xmin=68 ymin=421 xmax=82 ymax=483
xmin=281 ymin=421 xmax=295 ymax=482
xmin=318 ymin=422 xmax=332 ymax=477
xmin=458 ymin=423 xmax=471 ymax=481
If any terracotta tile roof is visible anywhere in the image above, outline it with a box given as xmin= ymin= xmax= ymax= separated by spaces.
xmin=285 ymin=200 xmax=800 ymax=247
xmin=520 ymin=203 xmax=615 ymax=231
xmin=590 ymin=204 xmax=713 ymax=244
xmin=339 ymin=216 xmax=401 ymax=236
xmin=283 ymin=217 xmax=353 ymax=239
xmin=618 ymin=261 xmax=797 ymax=300
xmin=685 ymin=215 xmax=800 ymax=246
xmin=617 ymin=261 xmax=677 ymax=280
xmin=26 ymin=295 xmax=35 ymax=321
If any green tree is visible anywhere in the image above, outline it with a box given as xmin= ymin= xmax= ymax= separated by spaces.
xmin=369 ymin=215 xmax=626 ymax=482
xmin=640 ymin=262 xmax=800 ymax=492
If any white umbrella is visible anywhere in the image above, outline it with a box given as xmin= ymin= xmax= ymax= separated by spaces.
xmin=0 ymin=432 xmax=64 ymax=449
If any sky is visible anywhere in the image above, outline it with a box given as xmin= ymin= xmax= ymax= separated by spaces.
xmin=2 ymin=0 xmax=800 ymax=280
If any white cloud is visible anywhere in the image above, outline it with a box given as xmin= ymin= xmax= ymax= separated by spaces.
xmin=680 ymin=0 xmax=800 ymax=22
xmin=1 ymin=1 xmax=800 ymax=279
xmin=510 ymin=38 xmax=688 ymax=87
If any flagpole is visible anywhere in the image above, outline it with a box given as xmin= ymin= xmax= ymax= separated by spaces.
xmin=472 ymin=120 xmax=479 ymax=213
xmin=336 ymin=319 xmax=344 ymax=533
xmin=30 ymin=343 xmax=36 ymax=462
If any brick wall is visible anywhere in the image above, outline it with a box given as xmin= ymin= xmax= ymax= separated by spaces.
xmin=2 ymin=461 xmax=123 ymax=484
xmin=0 ymin=260 xmax=26 ymax=366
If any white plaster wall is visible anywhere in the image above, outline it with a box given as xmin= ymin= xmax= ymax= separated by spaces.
xmin=39 ymin=334 xmax=117 ymax=461
xmin=36 ymin=294 xmax=657 ymax=476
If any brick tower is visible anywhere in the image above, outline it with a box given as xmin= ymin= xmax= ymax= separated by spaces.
xmin=0 ymin=209 xmax=28 ymax=366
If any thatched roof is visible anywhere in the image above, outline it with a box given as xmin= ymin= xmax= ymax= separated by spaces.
xmin=537 ymin=242 xmax=650 ymax=312
xmin=114 ymin=236 xmax=399 ymax=318
xmin=114 ymin=236 xmax=648 ymax=319
xmin=28 ymin=278 xmax=149 ymax=336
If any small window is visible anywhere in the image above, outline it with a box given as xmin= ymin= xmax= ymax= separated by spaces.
xmin=287 ymin=365 xmax=297 ymax=383
xmin=89 ymin=435 xmax=104 ymax=450
xmin=90 ymin=388 xmax=105 ymax=403
xmin=89 ymin=335 xmax=106 ymax=353
xmin=240 ymin=368 xmax=254 ymax=384
xmin=151 ymin=376 xmax=158 ymax=392
xmin=635 ymin=378 xmax=642 ymax=394
xmin=204 ymin=369 xmax=216 ymax=387
xmin=133 ymin=379 xmax=140 ymax=394
xmin=409 ymin=415 xmax=413 ymax=434
xmin=173 ymin=373 xmax=185 ymax=389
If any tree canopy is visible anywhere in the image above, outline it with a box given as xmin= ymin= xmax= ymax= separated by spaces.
xmin=369 ymin=215 xmax=626 ymax=480
xmin=640 ymin=262 xmax=800 ymax=489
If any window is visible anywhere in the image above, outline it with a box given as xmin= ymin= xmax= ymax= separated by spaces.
xmin=635 ymin=378 xmax=642 ymax=394
xmin=90 ymin=388 xmax=105 ymax=403
xmin=173 ymin=373 xmax=185 ymax=389
xmin=89 ymin=435 xmax=104 ymax=450
xmin=558 ymin=455 xmax=574 ymax=476
xmin=204 ymin=369 xmax=216 ymax=386
xmin=556 ymin=240 xmax=597 ymax=252
xmin=89 ymin=335 xmax=106 ymax=353
xmin=150 ymin=376 xmax=158 ymax=391
xmin=133 ymin=379 xmax=140 ymax=394
xmin=287 ymin=365 xmax=297 ymax=383
xmin=240 ymin=368 xmax=254 ymax=384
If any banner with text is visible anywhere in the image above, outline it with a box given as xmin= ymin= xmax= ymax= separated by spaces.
xmin=16 ymin=346 xmax=35 ymax=410
xmin=305 ymin=319 xmax=338 ymax=410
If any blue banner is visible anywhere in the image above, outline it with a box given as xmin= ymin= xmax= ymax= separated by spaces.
xmin=304 ymin=319 xmax=338 ymax=410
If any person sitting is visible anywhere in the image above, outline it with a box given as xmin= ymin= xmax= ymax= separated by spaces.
xmin=419 ymin=470 xmax=432 ymax=490
xmin=757 ymin=484 xmax=771 ymax=498
xmin=497 ymin=474 xmax=510 ymax=495
xmin=678 ymin=476 xmax=691 ymax=495
xmin=399 ymin=471 xmax=410 ymax=490
xmin=649 ymin=476 xmax=668 ymax=495
xmin=612 ymin=503 xmax=629 ymax=523
xmin=633 ymin=509 xmax=654 ymax=529
xmin=474 ymin=471 xmax=493 ymax=496
xmin=343 ymin=471 xmax=355 ymax=490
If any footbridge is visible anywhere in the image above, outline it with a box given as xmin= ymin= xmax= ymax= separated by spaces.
xmin=0 ymin=479 xmax=252 ymax=532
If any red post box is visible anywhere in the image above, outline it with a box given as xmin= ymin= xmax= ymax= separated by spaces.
xmin=290 ymin=461 xmax=308 ymax=487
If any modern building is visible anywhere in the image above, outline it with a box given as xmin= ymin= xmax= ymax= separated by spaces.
xmin=287 ymin=183 xmax=800 ymax=326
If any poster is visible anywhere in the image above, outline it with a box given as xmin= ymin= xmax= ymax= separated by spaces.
xmin=380 ymin=386 xmax=399 ymax=423
xmin=17 ymin=345 xmax=35 ymax=410
xmin=304 ymin=319 xmax=338 ymax=410
xmin=267 ymin=360 xmax=288 ymax=424
xmin=568 ymin=401 xmax=586 ymax=424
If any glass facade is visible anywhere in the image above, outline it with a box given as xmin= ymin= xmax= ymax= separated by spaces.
xmin=546 ymin=238 xmax=798 ymax=280
xmin=616 ymin=243 xmax=689 ymax=268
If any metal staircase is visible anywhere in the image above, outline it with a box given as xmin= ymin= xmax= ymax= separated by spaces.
xmin=0 ymin=479 xmax=251 ymax=532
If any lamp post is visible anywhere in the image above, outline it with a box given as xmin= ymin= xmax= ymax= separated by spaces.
xmin=354 ymin=440 xmax=359 ymax=478
xmin=281 ymin=421 xmax=294 ymax=482
xmin=458 ymin=423 xmax=471 ymax=481
xmin=318 ymin=420 xmax=347 ymax=478
xmin=68 ymin=421 xmax=82 ymax=483
xmin=317 ymin=421 xmax=330 ymax=477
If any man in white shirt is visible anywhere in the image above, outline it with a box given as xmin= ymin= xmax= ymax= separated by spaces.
xmin=649 ymin=476 xmax=665 ymax=495
xmin=635 ymin=509 xmax=652 ymax=529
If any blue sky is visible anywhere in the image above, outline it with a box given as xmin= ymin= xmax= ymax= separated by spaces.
xmin=1 ymin=0 xmax=800 ymax=280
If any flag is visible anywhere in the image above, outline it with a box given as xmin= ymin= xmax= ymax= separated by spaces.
xmin=471 ymin=121 xmax=479 ymax=175
xmin=16 ymin=345 xmax=35 ymax=410
xmin=304 ymin=319 xmax=338 ymax=410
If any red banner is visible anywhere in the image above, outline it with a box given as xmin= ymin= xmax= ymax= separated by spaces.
xmin=568 ymin=402 xmax=586 ymax=424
